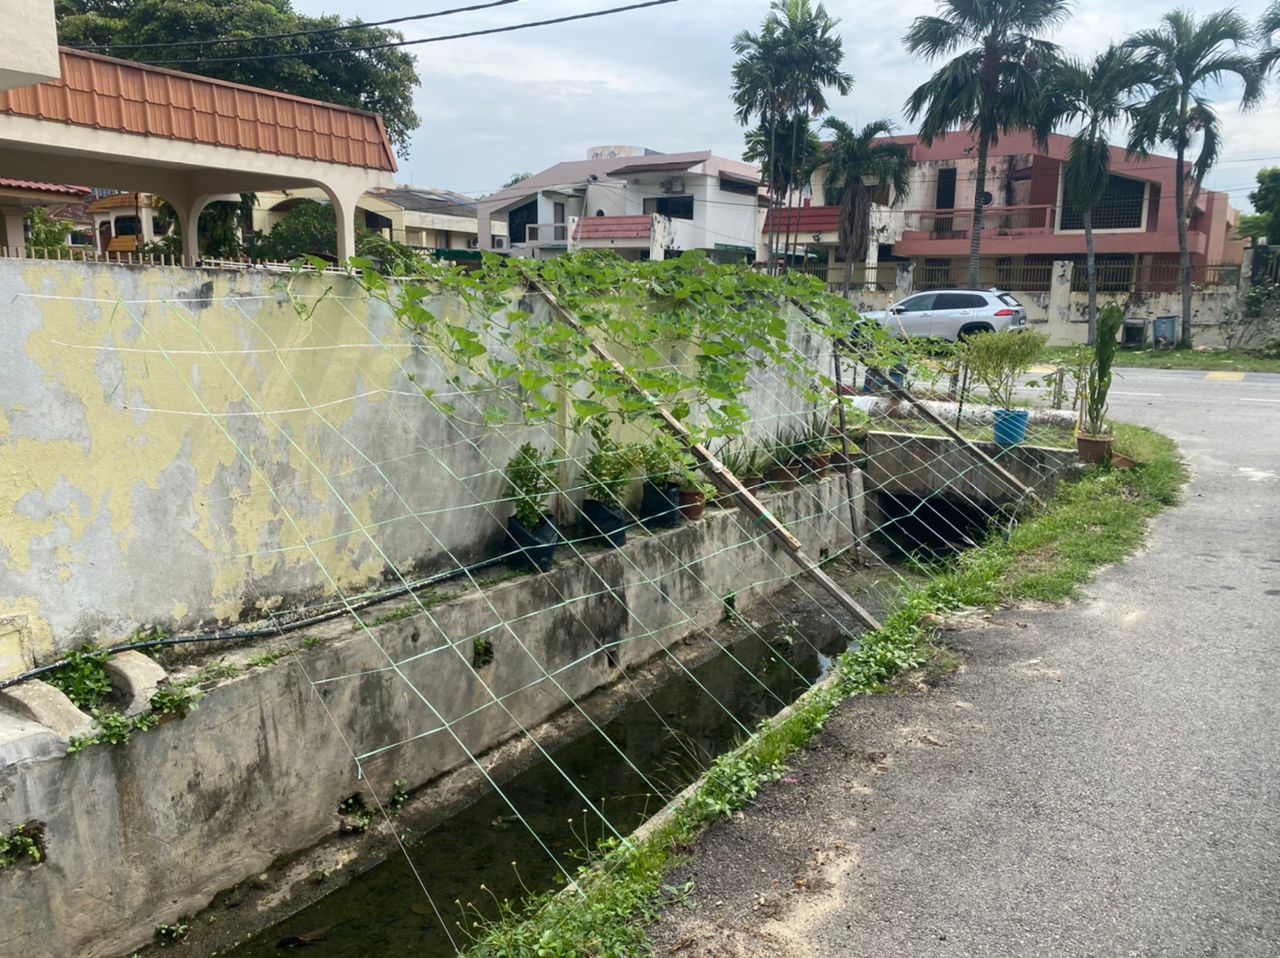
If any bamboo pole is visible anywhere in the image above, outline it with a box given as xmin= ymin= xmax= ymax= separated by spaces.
xmin=529 ymin=278 xmax=883 ymax=635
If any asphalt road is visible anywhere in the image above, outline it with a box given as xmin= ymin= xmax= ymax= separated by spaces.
xmin=651 ymin=367 xmax=1280 ymax=957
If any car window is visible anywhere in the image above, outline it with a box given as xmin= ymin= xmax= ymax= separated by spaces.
xmin=934 ymin=292 xmax=985 ymax=310
xmin=897 ymin=293 xmax=935 ymax=312
xmin=998 ymin=293 xmax=1022 ymax=308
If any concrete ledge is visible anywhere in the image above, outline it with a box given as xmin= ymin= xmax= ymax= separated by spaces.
xmin=104 ymin=650 xmax=168 ymax=717
xmin=0 ymin=680 xmax=93 ymax=740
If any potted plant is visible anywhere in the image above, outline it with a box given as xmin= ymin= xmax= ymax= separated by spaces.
xmin=675 ymin=453 xmax=716 ymax=521
xmin=958 ymin=329 xmax=1048 ymax=446
xmin=504 ymin=442 xmax=559 ymax=572
xmin=1077 ymin=303 xmax=1123 ymax=464
xmin=718 ymin=439 xmax=766 ymax=492
xmin=804 ymin=411 xmax=834 ymax=475
xmin=635 ymin=435 xmax=683 ymax=529
xmin=764 ymin=428 xmax=803 ymax=489
xmin=580 ymin=420 xmax=635 ymax=548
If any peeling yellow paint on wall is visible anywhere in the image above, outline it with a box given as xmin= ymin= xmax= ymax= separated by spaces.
xmin=1 ymin=262 xmax=473 ymax=674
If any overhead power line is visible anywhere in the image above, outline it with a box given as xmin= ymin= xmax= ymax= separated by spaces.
xmin=153 ymin=0 xmax=682 ymax=66
xmin=69 ymin=0 xmax=526 ymax=52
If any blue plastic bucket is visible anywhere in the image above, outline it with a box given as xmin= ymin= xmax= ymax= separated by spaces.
xmin=993 ymin=409 xmax=1029 ymax=447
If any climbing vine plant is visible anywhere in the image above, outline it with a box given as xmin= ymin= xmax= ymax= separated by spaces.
xmin=290 ymin=250 xmax=911 ymax=446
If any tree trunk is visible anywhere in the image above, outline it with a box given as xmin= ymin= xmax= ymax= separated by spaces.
xmin=1084 ymin=207 xmax=1097 ymax=345
xmin=968 ymin=132 xmax=990 ymax=288
xmin=1174 ymin=139 xmax=1192 ymax=348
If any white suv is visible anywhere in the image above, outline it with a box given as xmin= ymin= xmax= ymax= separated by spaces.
xmin=874 ymin=288 xmax=1028 ymax=341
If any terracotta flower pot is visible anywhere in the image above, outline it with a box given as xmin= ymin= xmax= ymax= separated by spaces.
xmin=807 ymin=452 xmax=833 ymax=475
xmin=1076 ymin=432 xmax=1114 ymax=465
xmin=678 ymin=490 xmax=707 ymax=521
xmin=766 ymin=464 xmax=802 ymax=489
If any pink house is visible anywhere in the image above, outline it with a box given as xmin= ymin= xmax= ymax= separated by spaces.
xmin=772 ymin=130 xmax=1245 ymax=291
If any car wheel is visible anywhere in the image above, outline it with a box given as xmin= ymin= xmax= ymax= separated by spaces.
xmin=957 ymin=323 xmax=994 ymax=340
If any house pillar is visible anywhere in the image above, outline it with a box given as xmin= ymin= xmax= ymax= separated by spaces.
xmin=169 ymin=195 xmax=213 ymax=267
xmin=895 ymin=261 xmax=914 ymax=299
xmin=863 ymin=240 xmax=880 ymax=292
xmin=1049 ymin=260 xmax=1076 ymax=343
xmin=319 ymin=182 xmax=365 ymax=264
xmin=1 ymin=206 xmax=25 ymax=255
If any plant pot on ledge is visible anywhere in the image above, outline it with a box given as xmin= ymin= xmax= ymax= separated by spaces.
xmin=506 ymin=514 xmax=559 ymax=572
xmin=1075 ymin=432 xmax=1114 ymax=465
xmin=678 ymin=489 xmax=707 ymax=521
xmin=637 ymin=480 xmax=683 ymax=529
xmin=992 ymin=408 xmax=1030 ymax=447
xmin=582 ymin=499 xmax=628 ymax=548
xmin=766 ymin=464 xmax=802 ymax=489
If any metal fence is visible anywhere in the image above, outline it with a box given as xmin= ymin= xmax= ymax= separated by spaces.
xmin=800 ymin=261 xmax=901 ymax=293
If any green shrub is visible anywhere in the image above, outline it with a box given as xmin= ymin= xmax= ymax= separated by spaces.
xmin=45 ymin=646 xmax=113 ymax=710
xmin=960 ymin=329 xmax=1047 ymax=409
xmin=504 ymin=443 xmax=556 ymax=528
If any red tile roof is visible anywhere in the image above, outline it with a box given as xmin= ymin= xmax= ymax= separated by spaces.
xmin=0 ymin=49 xmax=397 ymax=172
xmin=0 ymin=179 xmax=90 ymax=196
xmin=764 ymin=205 xmax=841 ymax=234
xmin=574 ymin=215 xmax=653 ymax=240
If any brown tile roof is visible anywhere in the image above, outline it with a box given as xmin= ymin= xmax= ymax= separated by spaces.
xmin=0 ymin=49 xmax=397 ymax=173
xmin=0 ymin=179 xmax=90 ymax=196
xmin=764 ymin=204 xmax=841 ymax=234
xmin=574 ymin=215 xmax=652 ymax=240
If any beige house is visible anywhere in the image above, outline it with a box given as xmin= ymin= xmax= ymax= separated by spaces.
xmin=253 ymin=185 xmax=506 ymax=256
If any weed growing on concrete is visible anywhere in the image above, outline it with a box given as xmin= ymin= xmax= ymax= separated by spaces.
xmin=472 ymin=637 xmax=494 ymax=669
xmin=390 ymin=778 xmax=410 ymax=813
xmin=337 ymin=795 xmax=374 ymax=833
xmin=245 ymin=648 xmax=288 ymax=669
xmin=0 ymin=822 xmax=45 ymax=869
xmin=44 ymin=645 xmax=113 ymax=710
xmin=154 ymin=920 xmax=190 ymax=946
xmin=67 ymin=686 xmax=202 ymax=754
xmin=301 ymin=635 xmax=323 ymax=649
xmin=371 ymin=605 xmax=418 ymax=626
xmin=460 ymin=423 xmax=1186 ymax=958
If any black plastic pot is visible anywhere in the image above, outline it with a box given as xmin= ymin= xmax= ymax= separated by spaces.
xmin=582 ymin=499 xmax=629 ymax=548
xmin=506 ymin=514 xmax=559 ymax=572
xmin=636 ymin=481 xmax=683 ymax=529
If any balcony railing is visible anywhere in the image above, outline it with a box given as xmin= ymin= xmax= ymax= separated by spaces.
xmin=902 ymin=204 xmax=1058 ymax=239
xmin=910 ymin=257 xmax=1243 ymax=294
xmin=799 ymin=261 xmax=900 ymax=293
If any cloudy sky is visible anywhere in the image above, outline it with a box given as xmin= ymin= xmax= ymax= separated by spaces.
xmin=295 ymin=0 xmax=1280 ymax=208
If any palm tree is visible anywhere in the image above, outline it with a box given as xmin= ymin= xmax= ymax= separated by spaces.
xmin=1126 ymin=9 xmax=1262 ymax=348
xmin=819 ymin=118 xmax=912 ymax=296
xmin=1035 ymin=47 xmax=1144 ymax=343
xmin=903 ymin=0 xmax=1069 ymax=288
xmin=744 ymin=114 xmax=822 ymax=267
xmin=1258 ymin=1 xmax=1280 ymax=76
xmin=732 ymin=0 xmax=852 ymax=270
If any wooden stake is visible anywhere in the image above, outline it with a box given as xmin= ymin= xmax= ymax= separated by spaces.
xmin=529 ymin=278 xmax=883 ymax=635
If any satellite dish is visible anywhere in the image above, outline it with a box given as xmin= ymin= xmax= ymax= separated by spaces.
xmin=979 ymin=191 xmax=995 ymax=207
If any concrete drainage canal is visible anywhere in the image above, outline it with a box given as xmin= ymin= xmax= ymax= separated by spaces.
xmin=221 ymin=593 xmax=865 ymax=957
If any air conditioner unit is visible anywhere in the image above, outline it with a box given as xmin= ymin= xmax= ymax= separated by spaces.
xmin=493 ymin=237 xmax=506 ymax=249
xmin=659 ymin=178 xmax=685 ymax=194
xmin=466 ymin=238 xmax=479 ymax=249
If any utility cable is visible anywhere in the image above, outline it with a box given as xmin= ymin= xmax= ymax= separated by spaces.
xmin=156 ymin=0 xmax=682 ymax=66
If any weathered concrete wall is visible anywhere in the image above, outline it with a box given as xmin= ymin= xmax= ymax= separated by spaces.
xmin=863 ymin=431 xmax=1076 ymax=504
xmin=0 ymin=477 xmax=859 ymax=958
xmin=0 ymin=260 xmax=824 ymax=675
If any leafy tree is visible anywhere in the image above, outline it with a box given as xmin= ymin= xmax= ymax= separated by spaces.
xmin=744 ymin=113 xmax=821 ymax=259
xmin=1235 ymin=212 xmax=1271 ymax=245
xmin=1126 ymin=9 xmax=1263 ymax=347
xmin=503 ymin=173 xmax=533 ymax=189
xmin=255 ymin=199 xmax=338 ymax=261
xmin=148 ymin=194 xmax=254 ymax=259
xmin=903 ymin=0 xmax=1068 ymax=287
xmin=55 ymin=0 xmax=420 ymax=154
xmin=25 ymin=207 xmax=74 ymax=253
xmin=817 ymin=117 xmax=912 ymax=296
xmin=1036 ymin=46 xmax=1144 ymax=343
xmin=1249 ymin=167 xmax=1280 ymax=223
xmin=731 ymin=0 xmax=852 ymax=268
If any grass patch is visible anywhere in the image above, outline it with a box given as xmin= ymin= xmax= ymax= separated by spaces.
xmin=1044 ymin=344 xmax=1280 ymax=374
xmin=458 ymin=422 xmax=1185 ymax=958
